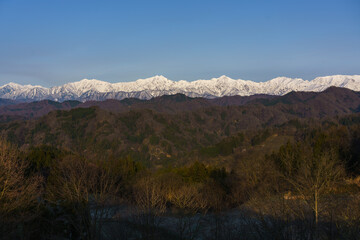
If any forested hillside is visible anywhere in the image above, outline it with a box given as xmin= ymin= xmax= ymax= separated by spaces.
xmin=1 ymin=87 xmax=360 ymax=239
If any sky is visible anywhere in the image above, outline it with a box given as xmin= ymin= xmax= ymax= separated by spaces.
xmin=0 ymin=0 xmax=359 ymax=87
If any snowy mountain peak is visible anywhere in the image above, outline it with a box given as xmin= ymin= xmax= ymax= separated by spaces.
xmin=2 ymin=82 xmax=28 ymax=89
xmin=136 ymin=75 xmax=171 ymax=84
xmin=313 ymin=75 xmax=356 ymax=85
xmin=76 ymin=78 xmax=107 ymax=84
xmin=68 ymin=78 xmax=110 ymax=86
xmin=0 ymin=74 xmax=359 ymax=102
xmin=6 ymin=82 xmax=22 ymax=87
xmin=60 ymin=79 xmax=114 ymax=93
xmin=217 ymin=75 xmax=232 ymax=80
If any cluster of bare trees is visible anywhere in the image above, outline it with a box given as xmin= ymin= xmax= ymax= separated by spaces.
xmin=46 ymin=156 xmax=120 ymax=239
xmin=1 ymin=129 xmax=360 ymax=240
xmin=0 ymin=139 xmax=122 ymax=239
xmin=248 ymin=142 xmax=351 ymax=240
xmin=0 ymin=139 xmax=42 ymax=238
xmin=129 ymin=173 xmax=221 ymax=239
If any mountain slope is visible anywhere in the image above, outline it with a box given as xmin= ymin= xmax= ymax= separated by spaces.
xmin=1 ymin=87 xmax=359 ymax=164
xmin=0 ymin=98 xmax=19 ymax=106
xmin=0 ymin=75 xmax=359 ymax=101
xmin=0 ymin=93 xmax=273 ymax=120
xmin=0 ymin=87 xmax=359 ymax=121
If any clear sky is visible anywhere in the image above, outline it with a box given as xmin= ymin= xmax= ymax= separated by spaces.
xmin=0 ymin=0 xmax=359 ymax=87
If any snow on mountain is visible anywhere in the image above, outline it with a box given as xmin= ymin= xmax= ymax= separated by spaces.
xmin=0 ymin=75 xmax=359 ymax=102
xmin=307 ymin=75 xmax=360 ymax=92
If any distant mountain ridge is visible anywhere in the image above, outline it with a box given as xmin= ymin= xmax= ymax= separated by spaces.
xmin=0 ymin=87 xmax=359 ymax=121
xmin=0 ymin=74 xmax=359 ymax=102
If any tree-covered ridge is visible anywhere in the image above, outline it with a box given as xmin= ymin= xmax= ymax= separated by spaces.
xmin=1 ymin=87 xmax=360 ymax=169
xmin=0 ymin=90 xmax=360 ymax=239
xmin=1 ymin=115 xmax=360 ymax=239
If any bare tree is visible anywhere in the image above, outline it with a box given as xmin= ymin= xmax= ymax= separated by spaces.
xmin=132 ymin=174 xmax=167 ymax=239
xmin=47 ymin=156 xmax=120 ymax=240
xmin=168 ymin=184 xmax=207 ymax=240
xmin=0 ymin=139 xmax=42 ymax=237
xmin=280 ymin=147 xmax=344 ymax=237
xmin=133 ymin=175 xmax=166 ymax=213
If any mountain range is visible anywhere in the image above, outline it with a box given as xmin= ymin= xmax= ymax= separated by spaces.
xmin=0 ymin=75 xmax=359 ymax=102
xmin=1 ymin=86 xmax=359 ymax=163
xmin=0 ymin=87 xmax=359 ymax=122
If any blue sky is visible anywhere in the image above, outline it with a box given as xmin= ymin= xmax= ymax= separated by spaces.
xmin=0 ymin=0 xmax=359 ymax=87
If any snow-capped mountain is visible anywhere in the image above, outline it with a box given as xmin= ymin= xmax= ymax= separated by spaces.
xmin=0 ymin=75 xmax=359 ymax=102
